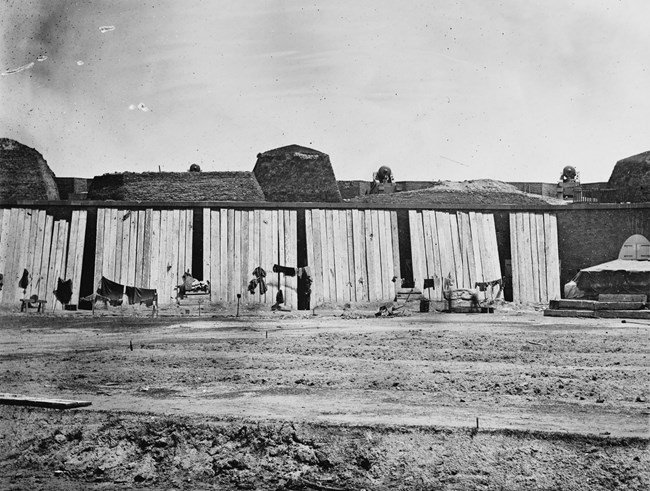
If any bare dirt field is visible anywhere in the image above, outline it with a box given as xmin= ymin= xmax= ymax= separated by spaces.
xmin=1 ymin=309 xmax=648 ymax=490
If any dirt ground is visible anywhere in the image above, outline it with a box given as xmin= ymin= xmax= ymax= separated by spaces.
xmin=0 ymin=309 xmax=648 ymax=490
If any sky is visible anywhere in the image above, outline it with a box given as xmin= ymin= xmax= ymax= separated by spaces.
xmin=1 ymin=0 xmax=649 ymax=184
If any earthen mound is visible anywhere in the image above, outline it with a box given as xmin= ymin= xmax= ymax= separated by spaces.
xmin=0 ymin=138 xmax=59 ymax=200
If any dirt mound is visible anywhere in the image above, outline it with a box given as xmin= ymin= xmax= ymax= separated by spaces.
xmin=0 ymin=138 xmax=59 ymax=201
xmin=2 ymin=407 xmax=648 ymax=490
xmin=607 ymin=151 xmax=650 ymax=203
xmin=352 ymin=179 xmax=566 ymax=206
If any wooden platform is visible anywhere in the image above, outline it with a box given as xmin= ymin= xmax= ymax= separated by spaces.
xmin=0 ymin=393 xmax=92 ymax=409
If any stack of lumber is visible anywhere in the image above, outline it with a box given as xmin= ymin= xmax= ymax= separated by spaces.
xmin=544 ymin=294 xmax=650 ymax=319
xmin=0 ymin=208 xmax=87 ymax=308
xmin=509 ymin=212 xmax=560 ymax=304
xmin=203 ymin=209 xmax=297 ymax=309
xmin=305 ymin=209 xmax=400 ymax=307
xmin=409 ymin=211 xmax=502 ymax=303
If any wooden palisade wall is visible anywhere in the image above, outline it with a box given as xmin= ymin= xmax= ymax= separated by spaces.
xmin=305 ymin=209 xmax=400 ymax=306
xmin=0 ymin=208 xmax=87 ymax=308
xmin=203 ymin=208 xmax=298 ymax=308
xmin=409 ymin=211 xmax=502 ymax=301
xmin=93 ymin=208 xmax=193 ymax=305
xmin=509 ymin=212 xmax=560 ymax=304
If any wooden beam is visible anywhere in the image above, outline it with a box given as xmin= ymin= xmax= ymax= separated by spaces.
xmin=149 ymin=210 xmax=161 ymax=293
xmin=390 ymin=211 xmax=401 ymax=293
xmin=325 ymin=209 xmax=337 ymax=303
xmin=509 ymin=212 xmax=520 ymax=304
xmin=142 ymin=209 xmax=152 ymax=288
xmin=37 ymin=215 xmax=53 ymax=301
xmin=210 ymin=209 xmax=220 ymax=302
xmin=0 ymin=393 xmax=91 ymax=409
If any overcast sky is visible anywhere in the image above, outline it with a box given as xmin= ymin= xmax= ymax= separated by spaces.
xmin=1 ymin=0 xmax=649 ymax=184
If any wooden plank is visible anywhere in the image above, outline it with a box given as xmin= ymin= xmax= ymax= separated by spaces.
xmin=351 ymin=210 xmax=364 ymax=303
xmin=15 ymin=209 xmax=32 ymax=299
xmin=155 ymin=211 xmax=168 ymax=304
xmin=240 ymin=210 xmax=249 ymax=300
xmin=250 ymin=210 xmax=260 ymax=303
xmin=209 ymin=210 xmax=220 ymax=301
xmin=534 ymin=213 xmax=547 ymax=303
xmin=109 ymin=209 xmax=120 ymax=283
xmin=64 ymin=210 xmax=79 ymax=289
xmin=45 ymin=221 xmax=61 ymax=308
xmin=24 ymin=210 xmax=40 ymax=296
xmin=545 ymin=213 xmax=561 ymax=301
xmin=277 ymin=210 xmax=286 ymax=304
xmin=338 ymin=209 xmax=351 ymax=303
xmin=344 ymin=210 xmax=355 ymax=303
xmin=330 ymin=210 xmax=344 ymax=304
xmin=134 ymin=210 xmax=145 ymax=286
xmin=509 ymin=213 xmax=520 ymax=304
xmin=260 ymin=209 xmax=271 ymax=303
xmin=0 ymin=393 xmax=92 ymax=410
xmin=0 ymin=209 xmax=11 ymax=303
xmin=448 ymin=213 xmax=466 ymax=289
xmin=225 ymin=209 xmax=234 ymax=302
xmin=127 ymin=210 xmax=138 ymax=287
xmin=142 ymin=209 xmax=152 ymax=288
xmin=390 ymin=211 xmax=401 ymax=291
xmin=29 ymin=210 xmax=47 ymax=298
xmin=407 ymin=210 xmax=420 ymax=296
xmin=381 ymin=211 xmax=396 ymax=301
xmin=266 ymin=210 xmax=277 ymax=303
xmin=287 ymin=210 xmax=298 ymax=309
xmin=58 ymin=221 xmax=70 ymax=306
xmin=485 ymin=213 xmax=502 ymax=283
xmin=186 ymin=209 xmax=194 ymax=279
xmin=117 ymin=210 xmax=129 ymax=284
xmin=177 ymin=208 xmax=187 ymax=280
xmin=528 ymin=213 xmax=541 ymax=303
xmin=219 ymin=209 xmax=228 ymax=301
xmin=435 ymin=212 xmax=455 ymax=290
xmin=457 ymin=212 xmax=475 ymax=289
xmin=5 ymin=208 xmax=24 ymax=303
xmin=149 ymin=210 xmax=161 ymax=293
xmin=371 ymin=210 xmax=384 ymax=300
xmin=420 ymin=210 xmax=436 ymax=301
xmin=468 ymin=212 xmax=485 ymax=287
xmin=170 ymin=209 xmax=181 ymax=295
xmin=70 ymin=211 xmax=87 ymax=305
xmin=518 ymin=212 xmax=533 ymax=303
xmin=312 ymin=210 xmax=326 ymax=305
xmin=598 ymin=294 xmax=647 ymax=303
xmin=234 ymin=210 xmax=243 ymax=298
xmin=424 ymin=211 xmax=443 ymax=301
xmin=323 ymin=210 xmax=336 ymax=303
xmin=304 ymin=209 xmax=315 ymax=307
xmin=202 ymin=209 xmax=211 ymax=286
xmin=36 ymin=215 xmax=53 ymax=301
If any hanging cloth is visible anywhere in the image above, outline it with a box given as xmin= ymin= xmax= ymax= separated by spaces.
xmin=19 ymin=269 xmax=29 ymax=290
xmin=272 ymin=264 xmax=297 ymax=276
xmin=55 ymin=278 xmax=73 ymax=305
xmin=97 ymin=276 xmax=124 ymax=306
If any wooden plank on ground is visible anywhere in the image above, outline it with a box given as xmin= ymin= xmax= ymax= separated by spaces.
xmin=509 ymin=213 xmax=520 ymax=304
xmin=598 ymin=294 xmax=647 ymax=303
xmin=0 ymin=393 xmax=92 ymax=410
xmin=545 ymin=213 xmax=561 ymax=301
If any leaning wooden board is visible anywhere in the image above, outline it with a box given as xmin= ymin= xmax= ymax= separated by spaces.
xmin=0 ymin=393 xmax=91 ymax=409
